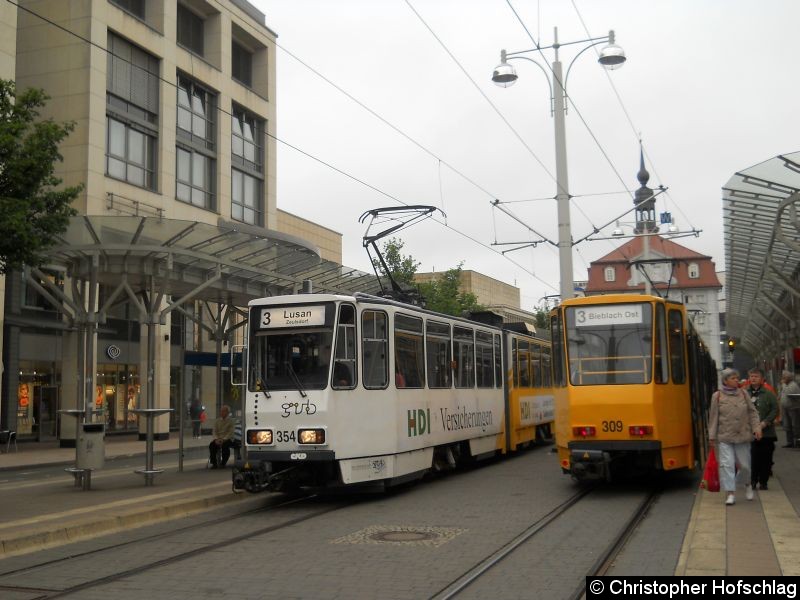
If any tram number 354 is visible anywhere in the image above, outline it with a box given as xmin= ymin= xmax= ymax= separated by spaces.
xmin=602 ymin=420 xmax=624 ymax=432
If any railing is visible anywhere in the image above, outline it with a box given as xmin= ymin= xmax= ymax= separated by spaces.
xmin=569 ymin=355 xmax=650 ymax=385
xmin=106 ymin=192 xmax=164 ymax=220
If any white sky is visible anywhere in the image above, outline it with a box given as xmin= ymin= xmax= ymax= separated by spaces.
xmin=252 ymin=0 xmax=798 ymax=311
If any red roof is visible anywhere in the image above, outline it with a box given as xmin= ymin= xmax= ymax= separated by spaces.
xmin=585 ymin=235 xmax=722 ymax=293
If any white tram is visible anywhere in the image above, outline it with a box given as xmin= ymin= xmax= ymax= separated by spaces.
xmin=232 ymin=293 xmax=553 ymax=493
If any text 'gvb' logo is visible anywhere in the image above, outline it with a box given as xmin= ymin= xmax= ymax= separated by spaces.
xmin=408 ymin=409 xmax=431 ymax=437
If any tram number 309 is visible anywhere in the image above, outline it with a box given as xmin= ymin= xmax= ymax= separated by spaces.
xmin=602 ymin=420 xmax=624 ymax=433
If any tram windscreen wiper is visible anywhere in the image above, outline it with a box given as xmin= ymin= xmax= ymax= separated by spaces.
xmin=284 ymin=362 xmax=308 ymax=398
xmin=254 ymin=376 xmax=271 ymax=398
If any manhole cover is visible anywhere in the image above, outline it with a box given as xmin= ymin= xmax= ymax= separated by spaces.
xmin=331 ymin=525 xmax=466 ymax=547
xmin=371 ymin=530 xmax=438 ymax=543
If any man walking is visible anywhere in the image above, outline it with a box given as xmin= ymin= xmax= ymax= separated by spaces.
xmin=748 ymin=368 xmax=778 ymax=490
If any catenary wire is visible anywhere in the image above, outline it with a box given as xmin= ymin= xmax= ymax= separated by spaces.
xmin=504 ymin=0 xmax=634 ymax=202
xmin=569 ymin=0 xmax=697 ymax=231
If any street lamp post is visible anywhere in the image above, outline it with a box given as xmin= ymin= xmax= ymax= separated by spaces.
xmin=492 ymin=28 xmax=626 ymax=302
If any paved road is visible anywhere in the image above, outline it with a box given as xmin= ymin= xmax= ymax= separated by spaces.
xmin=0 ymin=446 xmax=692 ymax=600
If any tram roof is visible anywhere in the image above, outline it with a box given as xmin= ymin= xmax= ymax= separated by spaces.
xmin=722 ymin=151 xmax=800 ymax=357
xmin=47 ymin=215 xmax=383 ymax=306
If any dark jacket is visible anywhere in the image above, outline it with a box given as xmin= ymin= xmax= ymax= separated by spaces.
xmin=749 ymin=385 xmax=778 ymax=439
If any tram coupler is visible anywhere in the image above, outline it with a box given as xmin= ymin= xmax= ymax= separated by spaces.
xmin=232 ymin=459 xmax=272 ymax=493
xmin=569 ymin=449 xmax=612 ymax=482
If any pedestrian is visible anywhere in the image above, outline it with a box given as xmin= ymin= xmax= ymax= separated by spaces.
xmin=748 ymin=367 xmax=779 ymax=490
xmin=189 ymin=397 xmax=202 ymax=438
xmin=209 ymin=404 xmax=235 ymax=468
xmin=779 ymin=370 xmax=800 ymax=448
xmin=708 ymin=368 xmax=762 ymax=505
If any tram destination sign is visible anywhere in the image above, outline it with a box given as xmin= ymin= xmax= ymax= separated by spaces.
xmin=258 ymin=306 xmax=325 ymax=329
xmin=574 ymin=304 xmax=644 ymax=327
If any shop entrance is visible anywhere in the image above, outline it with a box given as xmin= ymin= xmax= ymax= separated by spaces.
xmin=36 ymin=385 xmax=59 ymax=441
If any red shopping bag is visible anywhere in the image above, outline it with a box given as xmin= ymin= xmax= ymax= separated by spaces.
xmin=700 ymin=447 xmax=720 ymax=492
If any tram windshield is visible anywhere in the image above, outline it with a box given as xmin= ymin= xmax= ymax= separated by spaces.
xmin=247 ymin=303 xmax=335 ymax=391
xmin=565 ymin=303 xmax=653 ymax=385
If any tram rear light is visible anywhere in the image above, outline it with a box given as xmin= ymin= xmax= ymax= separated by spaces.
xmin=247 ymin=429 xmax=273 ymax=445
xmin=629 ymin=425 xmax=653 ymax=437
xmin=298 ymin=428 xmax=326 ymax=445
xmin=572 ymin=426 xmax=596 ymax=438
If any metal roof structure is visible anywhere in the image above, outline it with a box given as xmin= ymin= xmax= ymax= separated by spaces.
xmin=722 ymin=152 xmax=800 ymax=357
xmin=49 ymin=215 xmax=382 ymax=304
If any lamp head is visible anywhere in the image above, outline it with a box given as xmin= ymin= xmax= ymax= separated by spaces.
xmin=612 ymin=221 xmax=624 ymax=236
xmin=598 ymin=30 xmax=626 ymax=70
xmin=492 ymin=50 xmax=518 ymax=87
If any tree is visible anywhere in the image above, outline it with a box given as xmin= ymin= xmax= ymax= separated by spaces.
xmin=0 ymin=80 xmax=81 ymax=274
xmin=417 ymin=263 xmax=484 ymax=317
xmin=375 ymin=239 xmax=484 ymax=317
xmin=372 ymin=237 xmax=420 ymax=288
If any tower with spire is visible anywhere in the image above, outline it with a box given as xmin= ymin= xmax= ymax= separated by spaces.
xmin=633 ymin=146 xmax=658 ymax=235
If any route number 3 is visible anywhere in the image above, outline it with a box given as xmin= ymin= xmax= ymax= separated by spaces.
xmin=261 ymin=311 xmax=271 ymax=326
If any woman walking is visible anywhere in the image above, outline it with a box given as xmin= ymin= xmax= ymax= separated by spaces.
xmin=708 ymin=368 xmax=762 ymax=505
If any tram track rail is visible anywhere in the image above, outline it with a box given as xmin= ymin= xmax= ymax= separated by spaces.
xmin=568 ymin=487 xmax=662 ymax=600
xmin=429 ymin=484 xmax=660 ymax=600
xmin=429 ymin=487 xmax=594 ymax=600
xmin=0 ymin=492 xmax=352 ymax=599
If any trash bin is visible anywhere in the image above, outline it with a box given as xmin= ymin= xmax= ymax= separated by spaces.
xmin=77 ymin=423 xmax=105 ymax=470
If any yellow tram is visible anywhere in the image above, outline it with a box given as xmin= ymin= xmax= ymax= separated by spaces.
xmin=550 ymin=294 xmax=716 ymax=481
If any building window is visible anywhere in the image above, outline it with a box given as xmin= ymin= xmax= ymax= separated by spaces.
xmin=177 ymin=3 xmax=204 ymax=56
xmin=232 ymin=41 xmax=253 ymax=87
xmin=177 ymin=76 xmax=215 ymax=150
xmin=107 ymin=117 xmax=156 ymax=188
xmin=176 ymin=147 xmax=214 ymax=209
xmin=604 ymin=266 xmax=616 ymax=282
xmin=109 ymin=0 xmax=145 ymax=19
xmin=231 ymin=170 xmax=261 ymax=225
xmin=231 ymin=105 xmax=264 ymax=226
xmin=175 ymin=75 xmax=216 ymax=210
xmin=232 ymin=107 xmax=262 ymax=172
xmin=688 ymin=263 xmax=700 ymax=279
xmin=106 ymin=32 xmax=159 ymax=190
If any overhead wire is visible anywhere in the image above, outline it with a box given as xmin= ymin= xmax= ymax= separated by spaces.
xmin=5 ymin=0 xmax=559 ymax=292
xmin=569 ymin=0 xmax=697 ymax=231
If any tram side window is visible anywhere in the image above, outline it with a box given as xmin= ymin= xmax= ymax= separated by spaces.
xmin=332 ymin=304 xmax=357 ymax=389
xmin=654 ymin=304 xmax=669 ymax=384
xmin=494 ymin=334 xmax=502 ymax=389
xmin=551 ymin=314 xmax=566 ymax=387
xmin=541 ymin=346 xmax=552 ymax=387
xmin=395 ymin=314 xmax=425 ymax=389
xmin=668 ymin=309 xmax=686 ymax=384
xmin=517 ymin=340 xmax=531 ymax=387
xmin=362 ymin=310 xmax=388 ymax=389
xmin=476 ymin=331 xmax=494 ymax=388
xmin=531 ymin=343 xmax=542 ymax=388
xmin=426 ymin=321 xmax=452 ymax=388
xmin=453 ymin=326 xmax=475 ymax=388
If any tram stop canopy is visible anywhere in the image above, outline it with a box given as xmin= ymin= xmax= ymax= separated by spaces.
xmin=50 ymin=215 xmax=382 ymax=304
xmin=723 ymin=152 xmax=800 ymax=357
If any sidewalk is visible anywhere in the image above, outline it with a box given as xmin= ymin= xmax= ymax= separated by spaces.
xmin=676 ymin=441 xmax=800 ymax=576
xmin=0 ymin=433 xmax=266 ymax=559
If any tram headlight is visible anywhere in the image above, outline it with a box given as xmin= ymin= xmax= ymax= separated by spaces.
xmin=247 ymin=429 xmax=273 ymax=445
xmin=298 ymin=428 xmax=326 ymax=445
